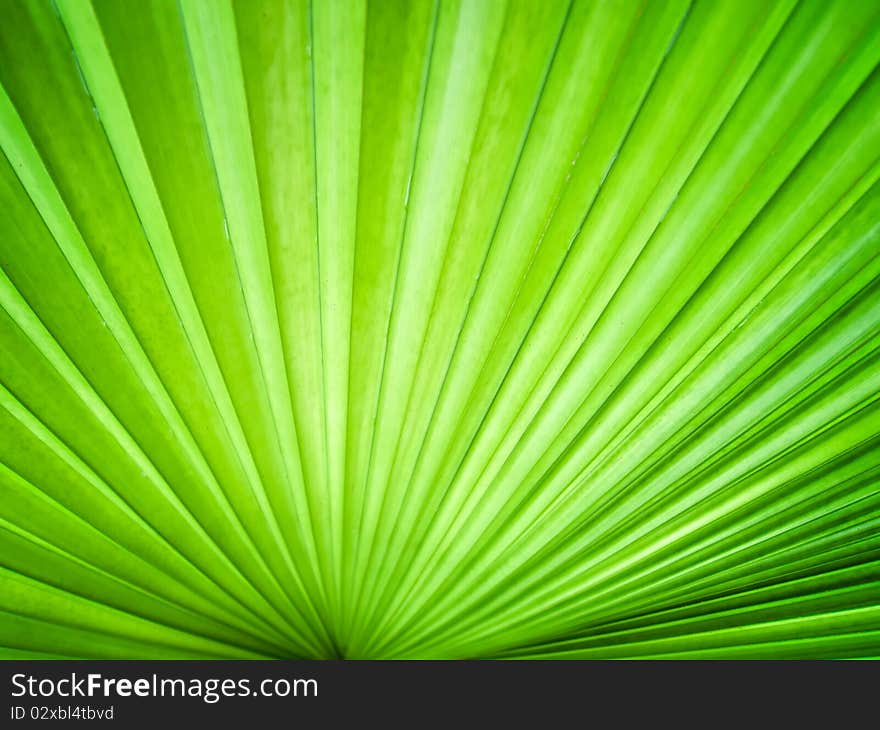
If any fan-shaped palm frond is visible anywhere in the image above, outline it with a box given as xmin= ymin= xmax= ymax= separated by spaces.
xmin=0 ymin=0 xmax=879 ymax=659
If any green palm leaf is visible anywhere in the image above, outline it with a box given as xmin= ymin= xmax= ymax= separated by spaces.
xmin=0 ymin=0 xmax=878 ymax=659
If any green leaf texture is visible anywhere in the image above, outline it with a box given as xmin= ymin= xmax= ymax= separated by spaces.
xmin=1 ymin=0 xmax=879 ymax=659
